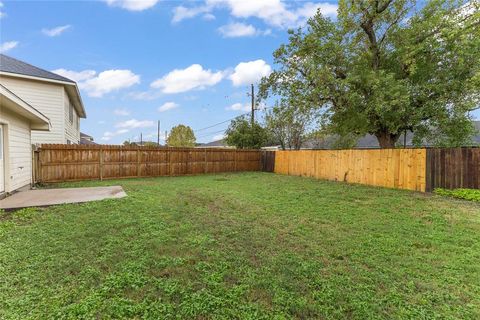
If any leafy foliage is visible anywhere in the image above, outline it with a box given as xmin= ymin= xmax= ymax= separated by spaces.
xmin=260 ymin=0 xmax=480 ymax=148
xmin=265 ymin=102 xmax=318 ymax=150
xmin=225 ymin=117 xmax=268 ymax=149
xmin=166 ymin=124 xmax=196 ymax=147
xmin=1 ymin=174 xmax=480 ymax=318
xmin=435 ymin=188 xmax=480 ymax=202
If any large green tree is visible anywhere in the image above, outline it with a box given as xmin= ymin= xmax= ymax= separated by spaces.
xmin=166 ymin=125 xmax=196 ymax=147
xmin=260 ymin=0 xmax=480 ymax=148
xmin=225 ymin=117 xmax=268 ymax=149
xmin=265 ymin=102 xmax=318 ymax=150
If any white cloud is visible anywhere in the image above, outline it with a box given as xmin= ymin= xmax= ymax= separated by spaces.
xmin=158 ymin=101 xmax=179 ymax=112
xmin=229 ymin=59 xmax=272 ymax=87
xmin=101 ymin=128 xmax=129 ymax=141
xmin=212 ymin=133 xmax=226 ymax=140
xmin=113 ymin=108 xmax=130 ymax=116
xmin=172 ymin=5 xmax=211 ymax=23
xmin=151 ymin=64 xmax=224 ymax=94
xmin=218 ymin=22 xmax=258 ymax=38
xmin=42 ymin=25 xmax=71 ymax=37
xmin=52 ymin=69 xmax=96 ymax=82
xmin=0 ymin=41 xmax=18 ymax=53
xmin=104 ymin=0 xmax=159 ymax=11
xmin=82 ymin=70 xmax=140 ymax=97
xmin=116 ymin=119 xmax=155 ymax=129
xmin=0 ymin=1 xmax=5 ymax=18
xmin=203 ymin=13 xmax=216 ymax=20
xmin=226 ymin=102 xmax=250 ymax=111
xmin=54 ymin=68 xmax=140 ymax=97
xmin=175 ymin=0 xmax=338 ymax=28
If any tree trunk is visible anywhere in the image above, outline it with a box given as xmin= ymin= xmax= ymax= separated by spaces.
xmin=375 ymin=132 xmax=399 ymax=148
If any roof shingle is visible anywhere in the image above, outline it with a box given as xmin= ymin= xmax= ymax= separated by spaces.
xmin=0 ymin=54 xmax=75 ymax=83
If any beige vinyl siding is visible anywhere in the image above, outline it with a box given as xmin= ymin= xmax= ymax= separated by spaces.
xmin=0 ymin=76 xmax=65 ymax=144
xmin=0 ymin=107 xmax=32 ymax=192
xmin=64 ymin=90 xmax=80 ymax=144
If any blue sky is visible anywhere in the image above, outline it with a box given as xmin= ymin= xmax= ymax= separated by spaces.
xmin=1 ymin=1 xmax=477 ymax=144
xmin=0 ymin=0 xmax=338 ymax=144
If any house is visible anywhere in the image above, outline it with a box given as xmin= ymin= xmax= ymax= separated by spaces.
xmin=0 ymin=54 xmax=86 ymax=144
xmin=264 ymin=121 xmax=480 ymax=150
xmin=0 ymin=84 xmax=50 ymax=197
xmin=198 ymin=139 xmax=233 ymax=148
xmin=80 ymin=132 xmax=96 ymax=145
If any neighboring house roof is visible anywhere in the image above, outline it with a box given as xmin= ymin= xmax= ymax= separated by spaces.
xmin=80 ymin=138 xmax=97 ymax=145
xmin=128 ymin=141 xmax=162 ymax=147
xmin=291 ymin=120 xmax=480 ymax=150
xmin=0 ymin=54 xmax=87 ymax=119
xmin=80 ymin=132 xmax=94 ymax=141
xmin=0 ymin=54 xmax=75 ymax=83
xmin=0 ymin=83 xmax=50 ymax=131
xmin=202 ymin=139 xmax=229 ymax=147
xmin=80 ymin=132 xmax=96 ymax=145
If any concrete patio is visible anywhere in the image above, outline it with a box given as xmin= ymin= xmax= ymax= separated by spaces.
xmin=0 ymin=186 xmax=127 ymax=210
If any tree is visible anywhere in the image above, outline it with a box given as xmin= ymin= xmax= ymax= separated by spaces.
xmin=260 ymin=0 xmax=480 ymax=148
xmin=265 ymin=102 xmax=317 ymax=150
xmin=166 ymin=125 xmax=196 ymax=147
xmin=225 ymin=117 xmax=268 ymax=149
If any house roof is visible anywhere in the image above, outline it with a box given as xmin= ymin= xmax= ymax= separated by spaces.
xmin=0 ymin=54 xmax=75 ymax=83
xmin=203 ymin=139 xmax=229 ymax=147
xmin=0 ymin=83 xmax=50 ymax=131
xmin=80 ymin=132 xmax=93 ymax=139
xmin=302 ymin=121 xmax=480 ymax=149
xmin=0 ymin=54 xmax=86 ymax=119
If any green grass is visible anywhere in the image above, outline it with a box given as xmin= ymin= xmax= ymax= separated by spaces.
xmin=1 ymin=173 xmax=479 ymax=319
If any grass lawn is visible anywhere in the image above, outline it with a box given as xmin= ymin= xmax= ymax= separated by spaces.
xmin=1 ymin=173 xmax=480 ymax=319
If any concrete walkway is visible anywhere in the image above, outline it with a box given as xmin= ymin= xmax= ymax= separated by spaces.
xmin=0 ymin=186 xmax=127 ymax=210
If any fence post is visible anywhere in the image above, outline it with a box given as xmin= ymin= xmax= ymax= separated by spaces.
xmin=99 ymin=146 xmax=104 ymax=181
xmin=137 ymin=148 xmax=141 ymax=177
xmin=204 ymin=148 xmax=208 ymax=174
xmin=234 ymin=149 xmax=237 ymax=172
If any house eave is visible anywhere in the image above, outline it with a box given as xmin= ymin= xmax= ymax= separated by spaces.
xmin=0 ymin=84 xmax=51 ymax=131
xmin=0 ymin=71 xmax=87 ymax=119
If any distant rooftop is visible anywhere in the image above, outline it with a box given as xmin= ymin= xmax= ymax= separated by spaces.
xmin=0 ymin=54 xmax=75 ymax=83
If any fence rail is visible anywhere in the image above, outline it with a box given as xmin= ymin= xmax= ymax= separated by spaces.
xmin=34 ymin=144 xmax=262 ymax=183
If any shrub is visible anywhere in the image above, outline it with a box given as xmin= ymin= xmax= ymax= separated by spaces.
xmin=434 ymin=188 xmax=480 ymax=202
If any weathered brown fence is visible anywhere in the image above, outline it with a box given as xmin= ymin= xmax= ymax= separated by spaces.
xmin=261 ymin=151 xmax=276 ymax=172
xmin=425 ymin=148 xmax=480 ymax=191
xmin=34 ymin=144 xmax=262 ymax=183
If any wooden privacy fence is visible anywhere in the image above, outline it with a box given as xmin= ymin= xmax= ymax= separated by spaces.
xmin=274 ymin=149 xmax=427 ymax=191
xmin=34 ymin=144 xmax=262 ymax=183
xmin=271 ymin=148 xmax=480 ymax=192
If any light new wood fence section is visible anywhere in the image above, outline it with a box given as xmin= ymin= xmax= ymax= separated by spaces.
xmin=274 ymin=149 xmax=427 ymax=192
xmin=35 ymin=144 xmax=262 ymax=183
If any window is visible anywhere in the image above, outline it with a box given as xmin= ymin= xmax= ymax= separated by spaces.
xmin=69 ymin=103 xmax=73 ymax=124
xmin=66 ymin=139 xmax=71 ymax=145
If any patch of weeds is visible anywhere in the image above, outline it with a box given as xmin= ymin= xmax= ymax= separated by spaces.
xmin=434 ymin=188 xmax=480 ymax=202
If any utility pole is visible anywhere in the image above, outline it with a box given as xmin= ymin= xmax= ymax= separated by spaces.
xmin=165 ymin=130 xmax=168 ymax=146
xmin=157 ymin=120 xmax=160 ymax=146
xmin=250 ymin=83 xmax=255 ymax=125
xmin=140 ymin=133 xmax=143 ymax=145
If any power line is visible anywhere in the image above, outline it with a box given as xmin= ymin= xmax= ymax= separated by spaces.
xmin=192 ymin=104 xmax=274 ymax=137
xmin=193 ymin=112 xmax=249 ymax=132
xmin=196 ymin=128 xmax=229 ymax=139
